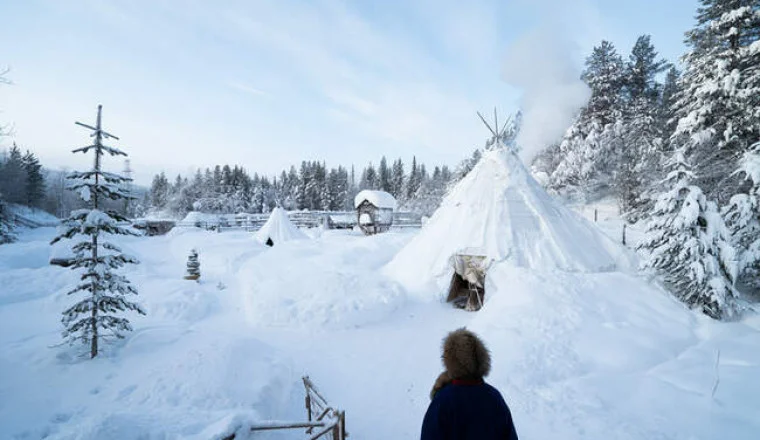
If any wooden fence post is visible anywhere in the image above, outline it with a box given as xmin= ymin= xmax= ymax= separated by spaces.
xmin=622 ymin=224 xmax=627 ymax=246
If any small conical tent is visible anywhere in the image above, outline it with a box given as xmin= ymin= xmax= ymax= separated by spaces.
xmin=255 ymin=207 xmax=307 ymax=246
xmin=384 ymin=117 xmax=622 ymax=298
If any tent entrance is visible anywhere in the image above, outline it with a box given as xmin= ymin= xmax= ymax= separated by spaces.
xmin=446 ymin=254 xmax=486 ymax=311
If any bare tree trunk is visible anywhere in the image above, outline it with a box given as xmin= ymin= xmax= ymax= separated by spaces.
xmin=90 ymin=106 xmax=103 ymax=359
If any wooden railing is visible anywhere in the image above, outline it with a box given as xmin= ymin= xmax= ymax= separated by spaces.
xmin=303 ymin=376 xmax=347 ymax=440
xmin=169 ymin=211 xmax=422 ymax=233
xmin=221 ymin=375 xmax=347 ymax=440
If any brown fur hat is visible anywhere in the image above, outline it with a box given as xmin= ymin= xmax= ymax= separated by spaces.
xmin=430 ymin=328 xmax=491 ymax=399
xmin=442 ymin=327 xmax=491 ymax=379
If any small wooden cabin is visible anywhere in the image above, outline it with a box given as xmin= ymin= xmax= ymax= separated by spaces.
xmin=354 ymin=190 xmax=396 ymax=235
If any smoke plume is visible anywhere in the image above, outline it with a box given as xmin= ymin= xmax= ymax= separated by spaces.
xmin=502 ymin=28 xmax=590 ymax=162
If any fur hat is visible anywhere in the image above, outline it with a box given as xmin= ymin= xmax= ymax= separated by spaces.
xmin=430 ymin=328 xmax=491 ymax=399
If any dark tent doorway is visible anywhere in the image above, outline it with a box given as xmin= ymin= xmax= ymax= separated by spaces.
xmin=446 ymin=254 xmax=487 ymax=311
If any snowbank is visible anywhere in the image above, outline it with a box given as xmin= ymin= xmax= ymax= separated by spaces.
xmin=469 ymin=263 xmax=760 ymax=439
xmin=354 ymin=190 xmax=397 ymax=210
xmin=7 ymin=203 xmax=59 ymax=227
xmin=240 ymin=231 xmax=410 ymax=329
xmin=385 ymin=150 xmax=630 ymax=292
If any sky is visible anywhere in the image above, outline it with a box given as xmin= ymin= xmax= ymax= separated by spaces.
xmin=0 ymin=0 xmax=699 ymax=185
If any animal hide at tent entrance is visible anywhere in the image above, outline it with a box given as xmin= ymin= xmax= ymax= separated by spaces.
xmin=446 ymin=254 xmax=487 ymax=311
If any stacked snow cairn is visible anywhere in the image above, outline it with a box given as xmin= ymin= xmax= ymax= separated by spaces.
xmin=185 ymin=248 xmax=201 ymax=280
xmin=51 ymin=105 xmax=144 ymax=359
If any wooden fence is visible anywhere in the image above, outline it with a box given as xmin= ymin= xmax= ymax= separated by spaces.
xmin=169 ymin=210 xmax=422 ymax=233
xmin=221 ymin=376 xmax=346 ymax=440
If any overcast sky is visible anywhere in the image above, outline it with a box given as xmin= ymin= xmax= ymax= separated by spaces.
xmin=1 ymin=0 xmax=697 ymax=185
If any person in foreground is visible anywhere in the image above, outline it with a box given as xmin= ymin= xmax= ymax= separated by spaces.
xmin=421 ymin=327 xmax=519 ymax=440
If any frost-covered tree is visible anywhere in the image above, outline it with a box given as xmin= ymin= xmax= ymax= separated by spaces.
xmin=0 ymin=144 xmax=26 ymax=205
xmin=551 ymin=41 xmax=626 ymax=196
xmin=51 ymin=105 xmax=144 ymax=358
xmin=0 ymin=195 xmax=15 ymax=244
xmin=673 ymin=0 xmax=760 ymax=203
xmin=296 ymin=161 xmax=310 ymax=209
xmin=625 ymin=35 xmax=668 ymax=103
xmin=361 ymin=162 xmax=378 ymax=191
xmin=723 ymin=142 xmax=760 ymax=292
xmin=638 ymin=147 xmax=738 ymax=319
xmin=659 ymin=67 xmax=681 ymax=145
xmin=378 ymin=156 xmax=391 ymax=193
xmin=582 ymin=40 xmax=627 ymax=126
xmin=149 ymin=172 xmax=170 ymax=210
xmin=390 ymin=158 xmax=405 ymax=199
xmin=22 ymin=150 xmax=45 ymax=207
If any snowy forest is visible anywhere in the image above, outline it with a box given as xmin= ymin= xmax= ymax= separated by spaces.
xmin=144 ymin=155 xmax=469 ymax=218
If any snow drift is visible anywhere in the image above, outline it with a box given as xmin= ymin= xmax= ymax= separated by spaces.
xmin=385 ymin=149 xmax=628 ymax=292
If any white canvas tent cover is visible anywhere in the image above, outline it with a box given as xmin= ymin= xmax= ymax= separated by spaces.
xmin=451 ymin=252 xmax=488 ymax=287
xmin=385 ymin=149 xmax=622 ymax=290
xmin=354 ymin=190 xmax=397 ymax=210
xmin=255 ymin=207 xmax=308 ymax=244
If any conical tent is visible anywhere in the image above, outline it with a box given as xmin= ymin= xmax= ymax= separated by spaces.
xmin=384 ymin=148 xmax=623 ymax=293
xmin=255 ymin=207 xmax=307 ymax=245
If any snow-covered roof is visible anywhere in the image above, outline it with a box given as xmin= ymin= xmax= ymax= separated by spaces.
xmin=254 ymin=207 xmax=308 ymax=244
xmin=354 ymin=190 xmax=397 ymax=210
xmin=384 ymin=149 xmax=625 ymax=291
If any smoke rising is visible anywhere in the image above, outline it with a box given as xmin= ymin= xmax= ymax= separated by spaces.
xmin=502 ymin=28 xmax=590 ymax=163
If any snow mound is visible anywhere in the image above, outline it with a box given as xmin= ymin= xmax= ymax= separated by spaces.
xmin=7 ymin=204 xmax=59 ymax=227
xmin=354 ymin=190 xmax=397 ymax=210
xmin=254 ymin=207 xmax=307 ymax=245
xmin=467 ymin=263 xmax=760 ymax=439
xmin=181 ymin=211 xmax=219 ymax=225
xmin=385 ymin=149 xmax=629 ymax=292
xmin=240 ymin=232 xmax=409 ymax=329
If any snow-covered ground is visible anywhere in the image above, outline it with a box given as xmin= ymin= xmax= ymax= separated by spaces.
xmin=1 ymin=224 xmax=759 ymax=439
xmin=7 ymin=203 xmax=60 ymax=228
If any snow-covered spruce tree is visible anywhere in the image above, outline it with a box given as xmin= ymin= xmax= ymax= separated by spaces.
xmin=638 ymin=147 xmax=738 ymax=319
xmin=0 ymin=195 xmax=15 ymax=244
xmin=617 ymin=97 xmax=664 ymax=221
xmin=22 ymin=149 xmax=45 ymax=207
xmin=673 ymin=0 xmax=760 ymax=204
xmin=723 ymin=142 xmax=760 ymax=292
xmin=551 ymin=41 xmax=626 ymax=197
xmin=659 ymin=67 xmax=681 ymax=147
xmin=185 ymin=248 xmax=200 ymax=280
xmin=51 ymin=105 xmax=144 ymax=358
xmin=612 ymin=36 xmax=667 ymax=220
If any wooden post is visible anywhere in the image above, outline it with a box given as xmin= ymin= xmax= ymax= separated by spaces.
xmin=594 ymin=208 xmax=598 ymax=222
xmin=622 ymin=224 xmax=627 ymax=246
xmin=342 ymin=412 xmax=347 ymax=439
xmin=305 ymin=393 xmax=312 ymax=423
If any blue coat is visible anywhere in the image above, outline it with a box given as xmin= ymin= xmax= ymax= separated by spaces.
xmin=421 ymin=381 xmax=518 ymax=440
